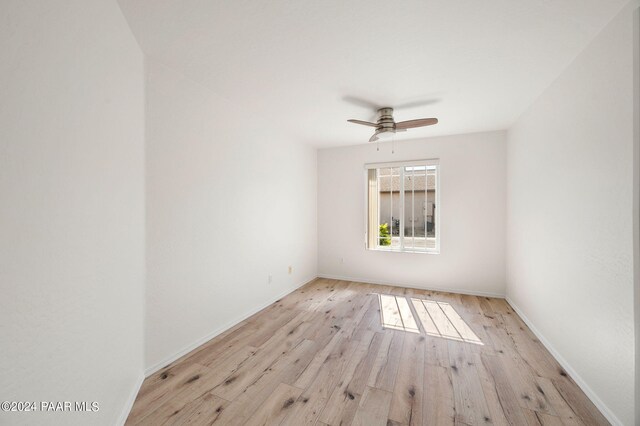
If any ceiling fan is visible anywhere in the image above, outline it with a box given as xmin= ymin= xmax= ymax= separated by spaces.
xmin=348 ymin=107 xmax=438 ymax=142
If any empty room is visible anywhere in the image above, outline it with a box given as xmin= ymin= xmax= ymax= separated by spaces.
xmin=2 ymin=0 xmax=639 ymax=425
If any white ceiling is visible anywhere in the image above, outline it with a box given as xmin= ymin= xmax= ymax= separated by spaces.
xmin=118 ymin=0 xmax=627 ymax=147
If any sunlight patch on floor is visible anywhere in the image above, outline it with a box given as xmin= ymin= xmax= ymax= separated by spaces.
xmin=376 ymin=294 xmax=483 ymax=345
xmin=412 ymin=298 xmax=483 ymax=344
xmin=378 ymin=294 xmax=420 ymax=333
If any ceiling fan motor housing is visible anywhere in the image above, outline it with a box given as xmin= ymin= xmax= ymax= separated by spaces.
xmin=377 ymin=108 xmax=396 ymax=131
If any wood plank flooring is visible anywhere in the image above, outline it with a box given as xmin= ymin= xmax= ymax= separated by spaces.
xmin=126 ymin=278 xmax=609 ymax=426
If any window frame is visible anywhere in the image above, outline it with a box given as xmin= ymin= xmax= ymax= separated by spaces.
xmin=364 ymin=159 xmax=440 ymax=254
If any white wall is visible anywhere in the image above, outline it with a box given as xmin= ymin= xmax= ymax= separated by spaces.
xmin=634 ymin=6 xmax=640 ymax=424
xmin=144 ymin=59 xmax=317 ymax=372
xmin=0 ymin=1 xmax=145 ymax=425
xmin=506 ymin=3 xmax=638 ymax=425
xmin=318 ymin=131 xmax=507 ymax=296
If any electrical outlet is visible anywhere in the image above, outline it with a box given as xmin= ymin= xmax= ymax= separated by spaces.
xmin=288 ymin=266 xmax=292 ymax=274
xmin=340 ymin=257 xmax=344 ymax=264
xmin=268 ymin=274 xmax=272 ymax=283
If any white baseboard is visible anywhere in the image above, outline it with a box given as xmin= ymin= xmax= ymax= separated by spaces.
xmin=505 ymin=296 xmax=622 ymax=426
xmin=117 ymin=372 xmax=145 ymax=426
xmin=317 ymin=273 xmax=505 ymax=298
xmin=143 ymin=276 xmax=318 ymax=377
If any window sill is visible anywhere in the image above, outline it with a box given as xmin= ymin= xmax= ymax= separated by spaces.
xmin=367 ymin=248 xmax=440 ymax=255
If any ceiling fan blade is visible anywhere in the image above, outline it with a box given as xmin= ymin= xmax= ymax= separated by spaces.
xmin=369 ymin=131 xmax=380 ymax=142
xmin=395 ymin=118 xmax=438 ymax=130
xmin=348 ymin=119 xmax=379 ymax=128
xmin=343 ymin=96 xmax=381 ymax=110
xmin=393 ymin=98 xmax=440 ymax=109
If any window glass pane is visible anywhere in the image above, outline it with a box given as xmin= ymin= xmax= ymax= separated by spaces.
xmin=401 ymin=165 xmax=436 ymax=251
xmin=377 ymin=167 xmax=400 ymax=249
xmin=404 ymin=165 xmax=422 ymax=250
xmin=426 ymin=168 xmax=437 ymax=249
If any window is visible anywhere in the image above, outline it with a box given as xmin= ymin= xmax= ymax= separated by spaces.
xmin=366 ymin=159 xmax=439 ymax=253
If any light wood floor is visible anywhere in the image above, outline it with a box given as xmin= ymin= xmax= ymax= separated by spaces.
xmin=126 ymin=279 xmax=609 ymax=426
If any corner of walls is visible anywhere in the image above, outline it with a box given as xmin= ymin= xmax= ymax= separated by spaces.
xmin=1 ymin=1 xmax=147 ymax=424
xmin=116 ymin=55 xmax=150 ymax=426
xmin=116 ymin=372 xmax=145 ymax=426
